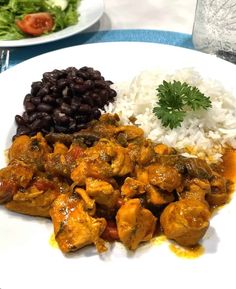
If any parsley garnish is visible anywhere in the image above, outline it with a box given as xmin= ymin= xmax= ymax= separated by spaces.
xmin=152 ymin=80 xmax=212 ymax=129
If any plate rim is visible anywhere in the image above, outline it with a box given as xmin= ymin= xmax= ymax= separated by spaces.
xmin=0 ymin=41 xmax=236 ymax=288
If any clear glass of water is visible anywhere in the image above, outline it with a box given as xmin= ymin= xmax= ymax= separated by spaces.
xmin=192 ymin=0 xmax=236 ymax=63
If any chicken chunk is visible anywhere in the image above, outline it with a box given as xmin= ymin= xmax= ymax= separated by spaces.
xmin=206 ymin=172 xmax=229 ymax=206
xmin=50 ymin=194 xmax=107 ymax=253
xmin=135 ymin=167 xmax=149 ymax=184
xmin=81 ymin=113 xmax=144 ymax=142
xmin=146 ymin=184 xmax=175 ymax=206
xmin=5 ymin=177 xmax=60 ymax=217
xmin=86 ymin=177 xmax=120 ymax=208
xmin=8 ymin=133 xmax=51 ymax=171
xmin=45 ymin=144 xmax=84 ymax=177
xmin=110 ymin=144 xmax=134 ymax=176
xmin=160 ymin=199 xmax=210 ymax=246
xmin=71 ymin=139 xmax=133 ymax=184
xmin=147 ymin=163 xmax=182 ymax=192
xmin=0 ymin=179 xmax=17 ymax=204
xmin=154 ymin=144 xmax=176 ymax=155
xmin=116 ymin=125 xmax=144 ymax=141
xmin=97 ymin=139 xmax=134 ymax=176
xmin=137 ymin=140 xmax=156 ymax=165
xmin=116 ymin=198 xmax=157 ymax=250
xmin=0 ymin=160 xmax=34 ymax=204
xmin=177 ymin=178 xmax=211 ymax=204
xmin=71 ymin=158 xmax=113 ymax=185
xmin=121 ymin=177 xmax=145 ymax=198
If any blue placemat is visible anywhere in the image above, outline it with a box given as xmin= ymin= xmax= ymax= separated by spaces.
xmin=9 ymin=29 xmax=194 ymax=67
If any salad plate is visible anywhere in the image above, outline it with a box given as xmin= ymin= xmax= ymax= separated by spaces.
xmin=0 ymin=0 xmax=104 ymax=47
xmin=0 ymin=42 xmax=236 ymax=289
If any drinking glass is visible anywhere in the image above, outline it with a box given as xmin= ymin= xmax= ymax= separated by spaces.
xmin=192 ymin=0 xmax=236 ymax=63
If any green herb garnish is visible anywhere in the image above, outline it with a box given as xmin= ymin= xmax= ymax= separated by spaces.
xmin=152 ymin=80 xmax=212 ymax=129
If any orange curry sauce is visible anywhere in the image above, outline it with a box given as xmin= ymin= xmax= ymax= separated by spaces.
xmin=221 ymin=149 xmax=236 ymax=183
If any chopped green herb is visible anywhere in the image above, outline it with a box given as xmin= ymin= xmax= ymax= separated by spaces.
xmin=153 ymin=80 xmax=212 ymax=129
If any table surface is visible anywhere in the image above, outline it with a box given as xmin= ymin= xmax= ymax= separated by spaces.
xmin=3 ymin=0 xmax=199 ymax=68
xmin=89 ymin=0 xmax=197 ymax=34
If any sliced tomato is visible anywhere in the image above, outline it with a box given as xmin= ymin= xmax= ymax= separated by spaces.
xmin=16 ymin=12 xmax=54 ymax=37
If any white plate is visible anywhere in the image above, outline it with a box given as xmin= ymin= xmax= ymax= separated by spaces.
xmin=0 ymin=0 xmax=104 ymax=47
xmin=0 ymin=42 xmax=236 ymax=289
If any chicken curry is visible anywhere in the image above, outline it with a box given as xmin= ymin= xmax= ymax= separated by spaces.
xmin=0 ymin=114 xmax=233 ymax=253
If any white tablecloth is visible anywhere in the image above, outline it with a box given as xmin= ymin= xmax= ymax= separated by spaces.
xmin=93 ymin=0 xmax=197 ymax=34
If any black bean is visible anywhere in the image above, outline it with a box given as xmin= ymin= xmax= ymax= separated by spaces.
xmin=93 ymin=109 xmax=101 ymax=119
xmin=54 ymin=112 xmax=70 ymax=125
xmin=37 ymin=86 xmax=50 ymax=98
xmin=94 ymin=80 xmax=108 ymax=88
xmin=77 ymin=71 xmax=89 ymax=79
xmin=68 ymin=120 xmax=76 ymax=132
xmin=43 ymin=114 xmax=52 ymax=122
xmin=25 ymin=102 xmax=36 ymax=113
xmin=57 ymin=79 xmax=67 ymax=89
xmin=37 ymin=103 xmax=53 ymax=113
xmin=42 ymin=95 xmax=56 ymax=105
xmin=22 ymin=112 xmax=29 ymax=122
xmin=40 ymin=117 xmax=52 ymax=128
xmin=82 ymin=94 xmax=94 ymax=106
xmin=28 ymin=113 xmax=39 ymax=123
xmin=55 ymin=98 xmax=63 ymax=105
xmin=62 ymin=94 xmax=71 ymax=105
xmin=15 ymin=115 xmax=25 ymax=126
xmin=43 ymin=72 xmax=57 ymax=83
xmin=31 ymin=82 xmax=42 ymax=95
xmin=109 ymin=89 xmax=117 ymax=99
xmin=28 ymin=130 xmax=37 ymax=137
xmin=71 ymin=96 xmax=81 ymax=108
xmin=85 ymin=67 xmax=95 ymax=74
xmin=76 ymin=124 xmax=87 ymax=130
xmin=16 ymin=126 xmax=31 ymax=136
xmin=50 ymin=85 xmax=60 ymax=94
xmin=55 ymin=125 xmax=68 ymax=133
xmin=28 ymin=112 xmax=49 ymax=123
xmin=91 ymin=71 xmax=102 ymax=80
xmin=99 ymin=89 xmax=109 ymax=103
xmin=31 ymin=117 xmax=51 ymax=131
xmin=76 ymin=114 xmax=89 ymax=123
xmin=60 ymin=102 xmax=73 ymax=115
xmin=31 ymin=96 xmax=41 ymax=105
xmin=94 ymin=96 xmax=103 ymax=107
xmin=30 ymin=119 xmax=44 ymax=131
xmin=74 ymin=77 xmax=84 ymax=85
xmin=90 ymin=92 xmax=99 ymax=100
xmin=23 ymin=94 xmax=32 ymax=105
xmin=53 ymin=111 xmax=60 ymax=122
xmin=78 ymin=104 xmax=92 ymax=114
xmin=51 ymin=69 xmax=65 ymax=79
xmin=41 ymin=128 xmax=50 ymax=134
xmin=66 ymin=67 xmax=77 ymax=76
xmin=70 ymin=104 xmax=79 ymax=113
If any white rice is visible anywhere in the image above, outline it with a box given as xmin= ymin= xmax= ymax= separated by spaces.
xmin=104 ymin=67 xmax=236 ymax=163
